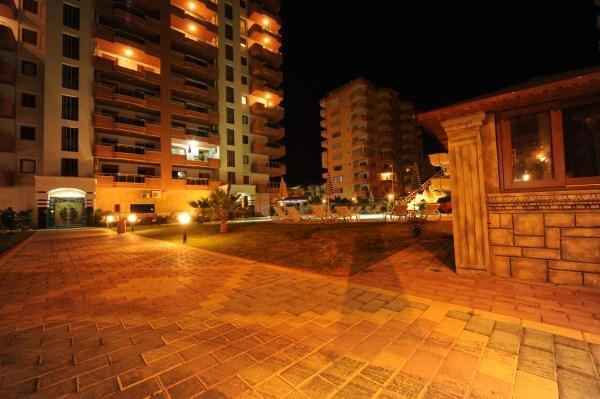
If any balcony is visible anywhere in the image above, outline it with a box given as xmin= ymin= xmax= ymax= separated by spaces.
xmin=96 ymin=173 xmax=162 ymax=189
xmin=94 ymin=143 xmax=162 ymax=163
xmin=250 ymin=119 xmax=284 ymax=141
xmin=171 ymin=76 xmax=218 ymax=104
xmin=0 ymin=96 xmax=14 ymax=118
xmin=171 ymin=51 xmax=218 ymax=82
xmin=251 ymin=79 xmax=283 ymax=104
xmin=352 ymin=150 xmax=369 ymax=161
xmin=0 ymin=0 xmax=16 ymax=19
xmin=352 ymin=138 xmax=368 ymax=148
xmin=251 ymin=161 xmax=285 ymax=176
xmin=93 ymin=113 xmax=161 ymax=138
xmin=255 ymin=182 xmax=280 ymax=194
xmin=171 ymin=102 xmax=218 ymax=125
xmin=250 ymin=102 xmax=283 ymax=123
xmin=170 ymin=28 xmax=218 ymax=60
xmin=170 ymin=13 xmax=217 ymax=47
xmin=0 ymin=58 xmax=14 ymax=84
xmin=249 ymin=43 xmax=282 ymax=68
xmin=354 ymin=176 xmax=370 ymax=185
xmin=353 ymin=164 xmax=369 ymax=173
xmin=248 ymin=24 xmax=281 ymax=53
xmin=0 ymin=24 xmax=16 ymax=51
xmin=94 ymin=0 xmax=161 ymax=34
xmin=94 ymin=24 xmax=161 ymax=57
xmin=171 ymin=127 xmax=219 ymax=145
xmin=171 ymin=154 xmax=220 ymax=169
xmin=250 ymin=60 xmax=282 ymax=86
xmin=93 ymin=56 xmax=160 ymax=88
xmin=170 ymin=0 xmax=218 ymax=27
xmin=93 ymin=83 xmax=160 ymax=111
xmin=251 ymin=140 xmax=285 ymax=159
xmin=171 ymin=177 xmax=220 ymax=190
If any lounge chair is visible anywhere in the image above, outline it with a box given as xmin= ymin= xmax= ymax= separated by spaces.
xmin=333 ymin=206 xmax=360 ymax=222
xmin=385 ymin=204 xmax=411 ymax=221
xmin=273 ymin=206 xmax=289 ymax=221
xmin=422 ymin=203 xmax=441 ymax=220
xmin=311 ymin=204 xmax=329 ymax=221
xmin=286 ymin=207 xmax=304 ymax=223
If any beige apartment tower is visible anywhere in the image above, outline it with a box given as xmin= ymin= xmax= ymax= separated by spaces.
xmin=320 ymin=79 xmax=421 ymax=200
xmin=0 ymin=0 xmax=284 ymax=227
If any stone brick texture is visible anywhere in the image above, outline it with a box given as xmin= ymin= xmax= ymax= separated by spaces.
xmin=1 ymin=229 xmax=600 ymax=398
xmin=489 ymin=211 xmax=600 ymax=287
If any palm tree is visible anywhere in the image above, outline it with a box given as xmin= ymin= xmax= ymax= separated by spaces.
xmin=189 ymin=198 xmax=213 ymax=222
xmin=192 ymin=185 xmax=241 ymax=233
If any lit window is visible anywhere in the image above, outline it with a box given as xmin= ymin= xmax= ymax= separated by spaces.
xmin=241 ymin=95 xmax=247 ymax=105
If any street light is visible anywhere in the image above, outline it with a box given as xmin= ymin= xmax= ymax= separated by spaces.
xmin=127 ymin=213 xmax=138 ymax=232
xmin=178 ymin=213 xmax=191 ymax=243
xmin=106 ymin=214 xmax=115 ymax=229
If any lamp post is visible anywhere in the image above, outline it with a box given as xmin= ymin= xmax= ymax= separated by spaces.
xmin=106 ymin=214 xmax=115 ymax=229
xmin=127 ymin=213 xmax=137 ymax=232
xmin=177 ymin=212 xmax=191 ymax=243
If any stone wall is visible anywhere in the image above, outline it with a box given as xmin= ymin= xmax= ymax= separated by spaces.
xmin=487 ymin=191 xmax=600 ymax=287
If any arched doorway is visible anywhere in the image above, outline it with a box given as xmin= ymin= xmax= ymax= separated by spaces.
xmin=47 ymin=188 xmax=87 ymax=228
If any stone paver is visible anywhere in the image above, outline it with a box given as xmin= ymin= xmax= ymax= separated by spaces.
xmin=0 ymin=229 xmax=599 ymax=398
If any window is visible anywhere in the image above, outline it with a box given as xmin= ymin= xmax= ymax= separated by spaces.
xmin=62 ymin=34 xmax=79 ymax=60
xmin=226 ymin=86 xmax=234 ymax=103
xmin=61 ymin=127 xmax=78 ymax=152
xmin=242 ymin=135 xmax=248 ymax=144
xmin=21 ymin=61 xmax=37 ymax=76
xmin=130 ymin=204 xmax=155 ymax=213
xmin=564 ymin=102 xmax=600 ymax=181
xmin=21 ymin=93 xmax=36 ymax=108
xmin=241 ymin=56 xmax=247 ymax=66
xmin=63 ymin=4 xmax=80 ymax=30
xmin=23 ymin=0 xmax=38 ymax=13
xmin=242 ymin=115 xmax=248 ymax=125
xmin=333 ymin=176 xmax=343 ymax=184
xmin=227 ymin=171 xmax=236 ymax=184
xmin=241 ymin=95 xmax=248 ymax=105
xmin=62 ymin=65 xmax=79 ymax=90
xmin=226 ymin=65 xmax=234 ymax=82
xmin=240 ymin=0 xmax=246 ymax=9
xmin=226 ymin=107 xmax=234 ymax=124
xmin=21 ymin=28 xmax=37 ymax=46
xmin=240 ymin=38 xmax=247 ymax=48
xmin=227 ymin=150 xmax=235 ymax=167
xmin=241 ymin=75 xmax=248 ymax=85
xmin=240 ymin=19 xmax=247 ymax=34
xmin=225 ymin=3 xmax=233 ymax=19
xmin=225 ymin=45 xmax=234 ymax=61
xmin=225 ymin=24 xmax=233 ymax=40
xmin=20 ymin=126 xmax=35 ymax=140
xmin=61 ymin=158 xmax=78 ymax=176
xmin=61 ymin=95 xmax=78 ymax=120
xmin=243 ymin=175 xmax=249 ymax=184
xmin=332 ymin=131 xmax=341 ymax=138
xmin=243 ymin=155 xmax=249 ymax=164
xmin=333 ymin=165 xmax=343 ymax=171
xmin=227 ymin=128 xmax=235 ymax=145
xmin=498 ymin=99 xmax=600 ymax=190
xmin=19 ymin=159 xmax=36 ymax=174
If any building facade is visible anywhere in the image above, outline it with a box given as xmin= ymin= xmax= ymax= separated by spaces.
xmin=320 ymin=79 xmax=421 ymax=200
xmin=420 ymin=67 xmax=600 ymax=287
xmin=0 ymin=0 xmax=284 ymax=226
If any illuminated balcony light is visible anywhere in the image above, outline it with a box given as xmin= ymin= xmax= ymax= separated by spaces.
xmin=263 ymin=18 xmax=270 ymax=26
xmin=189 ymin=24 xmax=197 ymax=32
xmin=124 ymin=48 xmax=133 ymax=57
xmin=522 ymin=171 xmax=531 ymax=181
xmin=265 ymin=93 xmax=271 ymax=99
xmin=188 ymin=1 xmax=196 ymax=10
xmin=263 ymin=37 xmax=270 ymax=44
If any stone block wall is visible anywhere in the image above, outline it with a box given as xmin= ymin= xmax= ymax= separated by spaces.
xmin=488 ymin=211 xmax=600 ymax=287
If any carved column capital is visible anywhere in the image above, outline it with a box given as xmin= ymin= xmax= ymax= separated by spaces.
xmin=442 ymin=112 xmax=486 ymax=145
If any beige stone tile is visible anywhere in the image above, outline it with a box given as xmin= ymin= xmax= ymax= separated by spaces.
xmin=478 ymin=347 xmax=518 ymax=384
xmin=513 ymin=370 xmax=558 ymax=399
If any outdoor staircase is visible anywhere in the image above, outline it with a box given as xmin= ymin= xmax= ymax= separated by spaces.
xmin=400 ymin=169 xmax=445 ymax=205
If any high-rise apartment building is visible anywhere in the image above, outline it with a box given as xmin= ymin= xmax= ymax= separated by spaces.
xmin=0 ymin=0 xmax=284 ymax=227
xmin=320 ymin=79 xmax=421 ymax=200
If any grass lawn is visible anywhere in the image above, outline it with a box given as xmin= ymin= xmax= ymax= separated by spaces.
xmin=0 ymin=231 xmax=35 ymax=256
xmin=134 ymin=220 xmax=453 ymax=275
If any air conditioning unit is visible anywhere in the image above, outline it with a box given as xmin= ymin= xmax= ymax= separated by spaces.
xmin=141 ymin=192 xmax=151 ymax=199
xmin=151 ymin=190 xmax=161 ymax=199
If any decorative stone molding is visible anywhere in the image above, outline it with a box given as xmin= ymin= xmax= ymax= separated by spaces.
xmin=442 ymin=111 xmax=490 ymax=275
xmin=488 ymin=190 xmax=600 ymax=212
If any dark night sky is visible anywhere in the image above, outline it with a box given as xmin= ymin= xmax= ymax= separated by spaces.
xmin=278 ymin=1 xmax=600 ymax=186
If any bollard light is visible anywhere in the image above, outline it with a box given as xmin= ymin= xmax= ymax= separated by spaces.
xmin=178 ymin=212 xmax=191 ymax=243
xmin=127 ymin=213 xmax=138 ymax=232
xmin=106 ymin=214 xmax=115 ymax=229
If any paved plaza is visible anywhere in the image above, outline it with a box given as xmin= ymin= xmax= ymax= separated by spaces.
xmin=0 ymin=229 xmax=599 ymax=398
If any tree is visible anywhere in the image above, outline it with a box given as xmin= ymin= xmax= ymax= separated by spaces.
xmin=189 ymin=198 xmax=213 ymax=222
xmin=193 ymin=185 xmax=240 ymax=233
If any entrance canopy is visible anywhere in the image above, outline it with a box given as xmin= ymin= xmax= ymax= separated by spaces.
xmin=48 ymin=188 xmax=86 ymax=198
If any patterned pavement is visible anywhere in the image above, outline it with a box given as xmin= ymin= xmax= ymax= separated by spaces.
xmin=0 ymin=229 xmax=599 ymax=398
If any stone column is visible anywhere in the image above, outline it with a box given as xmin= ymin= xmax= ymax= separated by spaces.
xmin=441 ymin=112 xmax=490 ymax=274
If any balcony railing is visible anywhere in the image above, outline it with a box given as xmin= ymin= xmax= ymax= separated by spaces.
xmin=250 ymin=102 xmax=284 ymax=123
xmin=249 ymin=43 xmax=282 ymax=68
xmin=93 ymin=56 xmax=160 ymax=87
